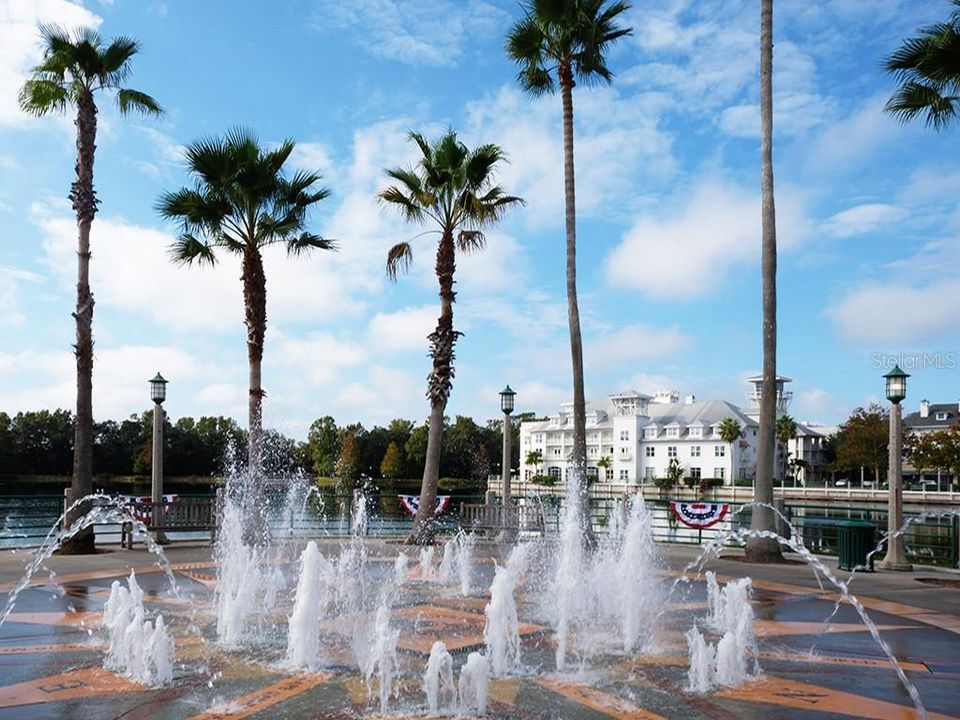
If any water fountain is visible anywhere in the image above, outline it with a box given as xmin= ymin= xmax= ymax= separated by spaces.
xmin=457 ymin=651 xmax=490 ymax=715
xmin=423 ymin=640 xmax=455 ymax=714
xmin=285 ymin=540 xmax=334 ymax=670
xmin=484 ymin=543 xmax=530 ymax=677
xmin=101 ymin=571 xmax=174 ymax=686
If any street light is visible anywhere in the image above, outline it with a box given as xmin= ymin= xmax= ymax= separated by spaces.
xmin=149 ymin=373 xmax=168 ymax=545
xmin=498 ymin=385 xmax=516 ymax=541
xmin=880 ymin=365 xmax=911 ymax=571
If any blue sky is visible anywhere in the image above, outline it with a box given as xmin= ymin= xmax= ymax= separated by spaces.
xmin=1 ymin=0 xmax=958 ymax=439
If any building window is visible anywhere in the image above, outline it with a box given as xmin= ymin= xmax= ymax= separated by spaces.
xmin=588 ymin=447 xmax=597 ymax=457
xmin=606 ymin=468 xmax=614 ymax=480
xmin=586 ymin=466 xmax=598 ymax=479
xmin=715 ymin=467 xmax=725 ymax=480
xmin=645 ymin=428 xmax=657 ymax=438
xmin=666 ymin=427 xmax=679 ymax=438
xmin=690 ymin=467 xmax=701 ymax=479
xmin=668 ymin=446 xmax=677 ymax=458
xmin=548 ymin=467 xmax=561 ymax=479
xmin=691 ymin=446 xmax=701 ymax=457
xmin=936 ymin=412 xmax=948 ymax=421
xmin=690 ymin=428 xmax=701 ymax=438
xmin=620 ymin=446 xmax=630 ymax=455
xmin=619 ymin=469 xmax=629 ymax=481
xmin=644 ymin=467 xmax=655 ymax=479
xmin=645 ymin=446 xmax=655 ymax=457
xmin=553 ymin=448 xmax=561 ymax=457
xmin=620 ymin=430 xmax=630 ymax=441
xmin=715 ymin=445 xmax=726 ymax=457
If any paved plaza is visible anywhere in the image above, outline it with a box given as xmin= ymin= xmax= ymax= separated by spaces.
xmin=0 ymin=541 xmax=957 ymax=719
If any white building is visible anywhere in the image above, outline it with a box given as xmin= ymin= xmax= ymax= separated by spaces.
xmin=519 ymin=390 xmax=759 ymax=486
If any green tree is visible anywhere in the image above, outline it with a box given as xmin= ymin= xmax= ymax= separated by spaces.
xmin=906 ymin=426 xmax=960 ymax=485
xmin=717 ymin=418 xmax=743 ymax=443
xmin=335 ymin=432 xmax=362 ymax=490
xmin=380 ymin=441 xmax=405 ymax=480
xmin=885 ymin=0 xmax=960 ymax=129
xmin=306 ymin=416 xmax=340 ymax=477
xmin=831 ymin=404 xmax=889 ymax=484
xmin=471 ymin=443 xmax=492 ymax=482
xmin=380 ymin=130 xmax=522 ymax=544
xmin=10 ymin=410 xmax=75 ymax=475
xmin=0 ymin=412 xmax=14 ymax=473
xmin=507 ymin=0 xmax=631 ymax=535
xmin=747 ymin=0 xmax=784 ymax=563
xmin=158 ymin=129 xmax=334 ymax=479
xmin=405 ymin=422 xmax=430 ymax=477
xmin=597 ymin=455 xmax=612 ymax=482
xmin=19 ymin=25 xmax=161 ymax=553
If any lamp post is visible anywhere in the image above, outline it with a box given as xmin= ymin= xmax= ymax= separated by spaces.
xmin=498 ymin=385 xmax=516 ymax=541
xmin=149 ymin=373 xmax=168 ymax=545
xmin=880 ymin=365 xmax=911 ymax=571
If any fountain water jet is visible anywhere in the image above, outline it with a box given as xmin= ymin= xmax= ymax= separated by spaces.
xmin=484 ymin=543 xmax=530 ymax=677
xmin=423 ymin=640 xmax=455 ymax=714
xmin=458 ymin=651 xmax=490 ymax=715
xmin=102 ymin=571 xmax=174 ymax=686
xmin=286 ymin=540 xmax=334 ymax=670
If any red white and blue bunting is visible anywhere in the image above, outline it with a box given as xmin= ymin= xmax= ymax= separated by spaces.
xmin=670 ymin=501 xmax=728 ymax=529
xmin=119 ymin=494 xmax=179 ymax=524
xmin=398 ymin=494 xmax=451 ymax=517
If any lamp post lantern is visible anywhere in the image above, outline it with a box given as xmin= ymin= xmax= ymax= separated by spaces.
xmin=498 ymin=385 xmax=516 ymax=541
xmin=149 ymin=373 xmax=168 ymax=545
xmin=880 ymin=365 xmax=911 ymax=571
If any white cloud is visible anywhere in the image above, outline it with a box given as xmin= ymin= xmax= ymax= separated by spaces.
xmin=35 ymin=210 xmax=365 ymax=333
xmin=270 ymin=331 xmax=367 ymax=386
xmin=820 ymin=203 xmax=907 ymax=238
xmin=288 ymin=141 xmax=334 ymax=177
xmin=806 ymin=96 xmax=903 ymax=175
xmin=0 ymin=0 xmax=102 ymax=126
xmin=793 ymin=388 xmax=847 ymax=425
xmin=367 ymin=305 xmax=436 ymax=352
xmin=605 ymin=179 xmax=808 ymax=299
xmin=826 ymin=279 xmax=960 ymax=345
xmin=587 ymin=323 xmax=693 ymax=368
xmin=464 ymin=86 xmax=676 ymax=228
xmin=0 ymin=265 xmax=43 ymax=327
xmin=311 ymin=0 xmax=507 ymax=67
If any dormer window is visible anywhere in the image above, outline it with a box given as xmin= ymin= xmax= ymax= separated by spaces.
xmin=936 ymin=411 xmax=948 ymax=421
xmin=666 ymin=427 xmax=679 ymax=438
xmin=644 ymin=427 xmax=657 ymax=439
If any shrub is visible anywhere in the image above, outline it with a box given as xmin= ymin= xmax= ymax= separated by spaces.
xmin=530 ymin=474 xmax=558 ymax=487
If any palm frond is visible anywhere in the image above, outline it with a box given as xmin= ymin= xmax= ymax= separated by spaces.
xmin=37 ymin=24 xmax=76 ymax=60
xmin=18 ymin=78 xmax=68 ymax=116
xmin=116 ymin=88 xmax=162 ymax=116
xmin=100 ymin=36 xmax=140 ymax=79
xmin=885 ymin=80 xmax=960 ymax=129
xmin=386 ymin=242 xmax=413 ymax=280
xmin=408 ymin=131 xmax=433 ymax=163
xmin=379 ymin=186 xmax=426 ymax=222
xmin=169 ymin=234 xmax=217 ymax=266
xmin=456 ymin=229 xmax=486 ymax=254
xmin=286 ymin=232 xmax=337 ymax=256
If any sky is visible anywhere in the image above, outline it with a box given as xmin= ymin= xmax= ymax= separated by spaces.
xmin=1 ymin=0 xmax=959 ymax=440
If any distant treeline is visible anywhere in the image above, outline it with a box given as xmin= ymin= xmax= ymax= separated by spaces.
xmin=0 ymin=410 xmax=533 ymax=484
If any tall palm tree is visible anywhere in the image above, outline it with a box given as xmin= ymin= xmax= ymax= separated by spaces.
xmin=158 ymin=128 xmax=333 ymax=486
xmin=506 ymin=0 xmax=631 ymax=534
xmin=885 ymin=0 xmax=960 ymax=129
xmin=746 ymin=0 xmax=783 ymax=563
xmin=19 ymin=25 xmax=161 ymax=554
xmin=380 ymin=129 xmax=522 ymax=544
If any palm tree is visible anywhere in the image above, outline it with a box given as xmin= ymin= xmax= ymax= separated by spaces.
xmin=19 ymin=25 xmax=161 ymax=554
xmin=158 ymin=129 xmax=333 ymax=484
xmin=380 ymin=129 xmax=522 ymax=544
xmin=597 ymin=455 xmax=612 ymax=482
xmin=776 ymin=414 xmax=798 ymax=485
xmin=506 ymin=0 xmax=631 ymax=532
xmin=885 ymin=0 xmax=960 ymax=129
xmin=717 ymin=418 xmax=743 ymax=444
xmin=746 ymin=0 xmax=783 ymax=563
xmin=526 ymin=448 xmax=544 ymax=477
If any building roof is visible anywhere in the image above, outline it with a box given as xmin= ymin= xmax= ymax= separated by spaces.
xmin=904 ymin=403 xmax=960 ymax=432
xmin=521 ymin=396 xmax=757 ymax=432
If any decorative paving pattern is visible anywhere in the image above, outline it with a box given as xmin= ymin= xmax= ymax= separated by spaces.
xmin=0 ymin=550 xmax=958 ymax=719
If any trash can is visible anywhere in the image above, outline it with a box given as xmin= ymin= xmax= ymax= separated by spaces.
xmin=837 ymin=520 xmax=877 ymax=571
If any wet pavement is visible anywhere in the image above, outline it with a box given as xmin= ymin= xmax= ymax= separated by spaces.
xmin=0 ymin=541 xmax=958 ymax=719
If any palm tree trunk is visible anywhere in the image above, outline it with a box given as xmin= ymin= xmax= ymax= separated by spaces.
xmin=746 ymin=0 xmax=783 ymax=562
xmin=242 ymin=246 xmax=267 ymax=480
xmin=60 ymin=90 xmax=98 ymax=555
xmin=408 ymin=232 xmax=457 ymax=544
xmin=559 ymin=64 xmax=591 ymax=543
